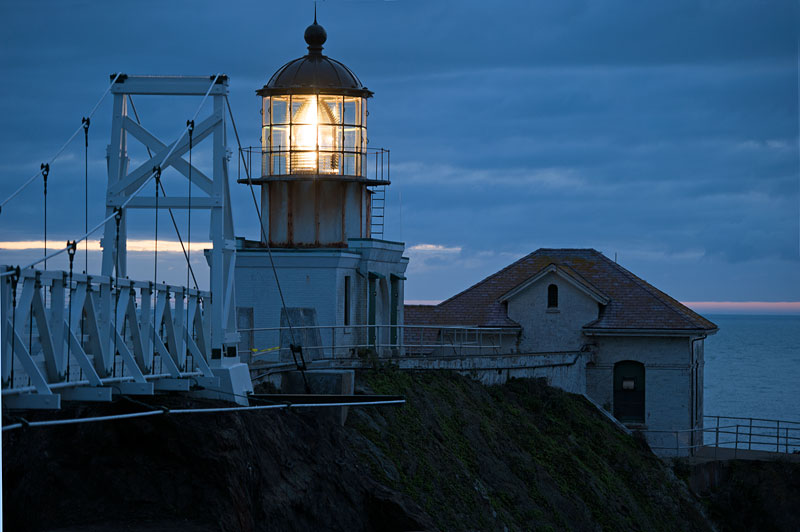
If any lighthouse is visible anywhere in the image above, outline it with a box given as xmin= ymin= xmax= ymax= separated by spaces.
xmin=234 ymin=17 xmax=408 ymax=364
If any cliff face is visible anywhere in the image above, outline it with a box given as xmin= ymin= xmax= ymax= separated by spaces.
xmin=3 ymin=370 xmax=717 ymax=531
xmin=351 ymin=369 xmax=711 ymax=532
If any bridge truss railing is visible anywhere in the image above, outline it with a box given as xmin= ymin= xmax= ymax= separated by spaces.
xmin=1 ymin=265 xmax=218 ymax=409
xmin=238 ymin=324 xmax=521 ymax=365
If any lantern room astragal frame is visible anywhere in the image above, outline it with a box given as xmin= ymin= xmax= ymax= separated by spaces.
xmin=261 ymin=94 xmax=367 ymax=178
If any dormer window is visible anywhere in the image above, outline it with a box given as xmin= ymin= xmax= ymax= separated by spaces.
xmin=547 ymin=284 xmax=558 ymax=308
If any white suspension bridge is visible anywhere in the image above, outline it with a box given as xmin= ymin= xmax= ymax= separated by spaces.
xmin=1 ymin=74 xmax=278 ymax=412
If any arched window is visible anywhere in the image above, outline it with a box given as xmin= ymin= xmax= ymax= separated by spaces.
xmin=547 ymin=284 xmax=558 ymax=308
xmin=614 ymin=361 xmax=646 ymax=424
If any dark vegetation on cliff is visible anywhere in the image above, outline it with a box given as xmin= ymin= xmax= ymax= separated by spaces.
xmin=3 ymin=369 xmax=791 ymax=531
xmin=352 ymin=370 xmax=709 ymax=532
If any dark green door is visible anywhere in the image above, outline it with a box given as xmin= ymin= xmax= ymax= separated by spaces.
xmin=390 ymin=277 xmax=399 ymax=345
xmin=613 ymin=361 xmax=645 ymax=424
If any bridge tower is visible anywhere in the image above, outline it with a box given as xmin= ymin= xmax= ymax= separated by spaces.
xmin=102 ymin=75 xmax=239 ymax=360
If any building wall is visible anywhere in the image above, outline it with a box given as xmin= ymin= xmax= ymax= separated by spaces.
xmin=506 ymin=271 xmax=600 ymax=352
xmin=585 ymin=335 xmax=696 ymax=456
xmin=234 ymin=249 xmax=360 ymax=362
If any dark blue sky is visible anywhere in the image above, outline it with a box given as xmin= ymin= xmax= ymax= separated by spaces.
xmin=0 ymin=0 xmax=798 ymax=303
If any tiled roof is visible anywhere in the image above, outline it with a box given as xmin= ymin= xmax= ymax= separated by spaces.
xmin=405 ymin=249 xmax=717 ymax=332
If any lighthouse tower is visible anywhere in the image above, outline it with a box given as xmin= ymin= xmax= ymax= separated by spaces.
xmin=234 ymin=17 xmax=408 ymax=364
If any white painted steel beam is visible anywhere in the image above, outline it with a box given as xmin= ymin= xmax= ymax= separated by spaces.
xmin=120 ymin=116 xmax=214 ymax=194
xmin=114 ymin=196 xmax=221 ymax=209
xmin=110 ymin=76 xmax=228 ymax=96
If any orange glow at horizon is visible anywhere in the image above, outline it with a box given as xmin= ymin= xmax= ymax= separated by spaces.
xmin=0 ymin=240 xmax=212 ymax=253
xmin=682 ymin=301 xmax=800 ymax=314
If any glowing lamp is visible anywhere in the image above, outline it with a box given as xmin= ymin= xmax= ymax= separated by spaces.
xmin=257 ymin=18 xmax=371 ymax=178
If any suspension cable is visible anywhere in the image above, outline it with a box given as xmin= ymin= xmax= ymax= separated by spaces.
xmin=66 ymin=241 xmax=76 ymax=378
xmin=40 ymin=164 xmax=49 ymax=269
xmin=0 ymin=75 xmax=221 ymax=278
xmin=0 ymin=73 xmax=121 ymax=212
xmin=152 ymin=166 xmax=161 ymax=362
xmin=127 ymin=95 xmax=198 ymax=289
xmin=186 ymin=119 xmax=194 ymax=361
xmin=9 ymin=267 xmax=20 ymax=386
xmin=1 ymin=397 xmax=405 ymax=432
xmin=113 ymin=207 xmax=122 ymax=377
xmin=82 ymin=117 xmax=90 ymax=272
xmin=224 ymin=96 xmax=309 ymax=385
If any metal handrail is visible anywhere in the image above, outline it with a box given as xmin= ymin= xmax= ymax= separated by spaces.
xmin=237 ymin=146 xmax=390 ymax=181
xmin=642 ymin=415 xmax=800 ymax=455
xmin=238 ymin=323 xmax=522 ymax=362
xmin=238 ymin=324 xmax=519 ymax=333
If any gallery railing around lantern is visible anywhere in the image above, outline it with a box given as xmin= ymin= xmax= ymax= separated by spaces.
xmin=236 ymin=146 xmax=390 ymax=184
xmin=1 ymin=265 xmax=218 ymax=409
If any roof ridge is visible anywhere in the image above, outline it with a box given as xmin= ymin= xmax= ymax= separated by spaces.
xmin=590 ymin=250 xmax=710 ymax=329
xmin=437 ymin=249 xmax=538 ymax=307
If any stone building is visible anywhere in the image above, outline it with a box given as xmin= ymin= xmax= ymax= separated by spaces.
xmin=405 ymin=248 xmax=717 ymax=454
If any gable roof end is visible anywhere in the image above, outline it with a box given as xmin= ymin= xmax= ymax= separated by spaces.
xmin=498 ymin=263 xmax=611 ymax=305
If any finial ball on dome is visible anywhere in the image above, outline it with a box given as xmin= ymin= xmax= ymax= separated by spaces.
xmin=304 ymin=21 xmax=327 ymax=49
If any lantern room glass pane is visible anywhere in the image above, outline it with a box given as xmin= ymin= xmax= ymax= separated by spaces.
xmin=270 ymin=96 xmax=289 ymax=125
xmin=342 ymin=153 xmax=356 ymax=176
xmin=344 ymin=127 xmax=360 ymax=150
xmin=270 ymin=126 xmax=289 ymax=151
xmin=318 ymin=150 xmax=340 ymax=174
xmin=319 ymin=95 xmax=342 ymax=125
xmin=343 ymin=97 xmax=362 ymax=125
xmin=363 ymin=100 xmax=368 ymax=126
xmin=318 ymin=125 xmax=339 ymax=151
xmin=291 ymin=95 xmax=315 ymax=124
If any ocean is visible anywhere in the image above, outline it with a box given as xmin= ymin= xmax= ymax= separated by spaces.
xmin=704 ymin=314 xmax=800 ymax=424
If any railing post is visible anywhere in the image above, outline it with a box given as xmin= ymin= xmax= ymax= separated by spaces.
xmin=777 ymin=421 xmax=781 ymax=452
xmin=748 ymin=418 xmax=753 ymax=450
xmin=331 ymin=325 xmax=335 ymax=360
xmin=786 ymin=427 xmax=789 ymax=454
xmin=735 ymin=425 xmax=740 ymax=458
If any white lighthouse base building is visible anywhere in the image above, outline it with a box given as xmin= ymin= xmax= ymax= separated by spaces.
xmin=234 ymin=238 xmax=408 ymax=365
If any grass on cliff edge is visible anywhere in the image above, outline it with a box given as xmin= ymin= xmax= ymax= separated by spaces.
xmin=347 ymin=368 xmax=710 ymax=532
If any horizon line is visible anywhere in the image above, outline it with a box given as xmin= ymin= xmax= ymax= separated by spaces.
xmin=405 ymin=299 xmax=800 ymax=315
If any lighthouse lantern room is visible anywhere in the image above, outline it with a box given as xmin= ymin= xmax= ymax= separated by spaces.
xmin=244 ymin=16 xmax=388 ymax=248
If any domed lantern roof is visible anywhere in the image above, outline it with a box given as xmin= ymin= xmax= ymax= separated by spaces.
xmin=257 ymin=18 xmax=373 ymax=98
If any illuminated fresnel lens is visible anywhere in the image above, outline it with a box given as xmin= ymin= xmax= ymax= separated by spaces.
xmin=258 ymin=17 xmax=370 ymax=178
